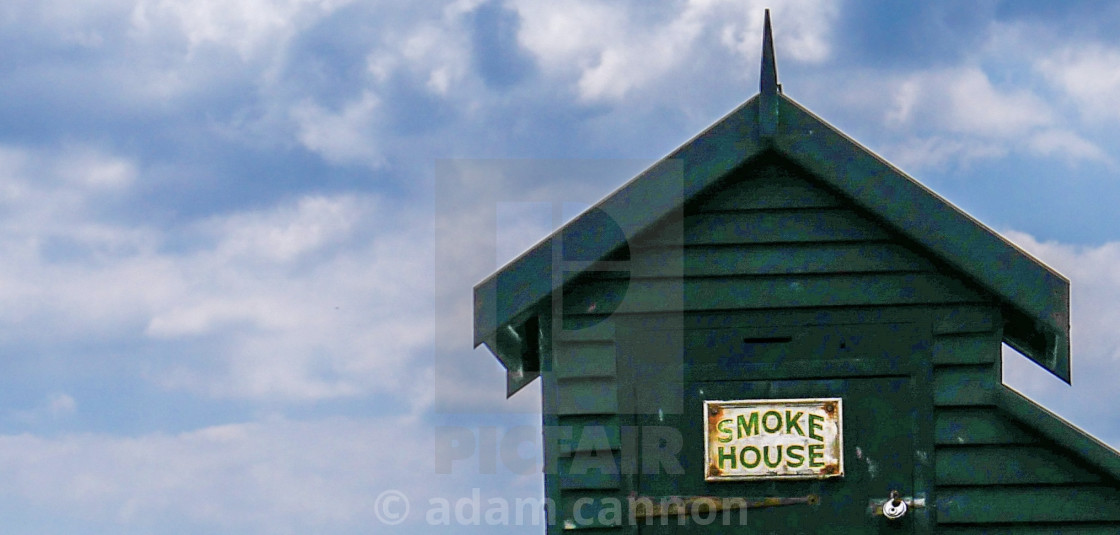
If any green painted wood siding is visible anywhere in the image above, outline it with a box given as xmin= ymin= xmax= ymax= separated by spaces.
xmin=541 ymin=157 xmax=1120 ymax=532
xmin=547 ymin=320 xmax=627 ymax=532
xmin=545 ymin=158 xmax=988 ymax=532
xmin=559 ymin=159 xmax=989 ymax=323
xmin=932 ymin=325 xmax=1120 ymax=530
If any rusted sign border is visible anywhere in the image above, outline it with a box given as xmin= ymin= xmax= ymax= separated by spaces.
xmin=703 ymin=397 xmax=844 ymax=481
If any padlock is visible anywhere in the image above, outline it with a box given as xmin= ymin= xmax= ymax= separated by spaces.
xmin=882 ymin=490 xmax=907 ymax=520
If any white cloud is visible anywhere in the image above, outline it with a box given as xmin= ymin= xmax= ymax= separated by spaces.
xmin=815 ymin=20 xmax=1115 ymax=173
xmin=0 ymin=144 xmax=140 ymax=211
xmin=1037 ymin=44 xmax=1120 ymax=122
xmin=284 ymin=6 xmax=480 ymax=165
xmin=54 ymin=147 xmax=139 ymax=189
xmin=0 ymin=144 xmax=176 ymax=339
xmin=0 ymin=0 xmax=135 ymax=48
xmin=510 ymin=0 xmax=837 ymax=102
xmin=0 ymin=417 xmax=411 ymax=532
xmin=951 ymin=85 xmax=1048 ymax=137
xmin=48 ymin=393 xmax=77 ymax=416
xmin=136 ymin=193 xmax=435 ymax=401
xmin=397 ymin=22 xmax=473 ymax=96
xmin=213 ymin=194 xmax=364 ymax=263
xmin=869 ymin=62 xmax=1118 ymax=170
xmin=7 ymin=393 xmax=77 ymax=424
xmin=887 ymin=67 xmax=1052 ymax=137
xmin=883 ymin=135 xmax=1007 ymax=171
xmin=292 ymin=92 xmax=385 ymax=167
xmin=129 ymin=0 xmax=354 ymax=61
xmin=0 ymin=0 xmax=346 ymax=112
xmin=0 ymin=144 xmax=437 ymax=402
xmin=0 ymin=413 xmax=546 ymax=533
xmin=1027 ymin=129 xmax=1111 ymax=164
xmin=711 ymin=0 xmax=835 ymax=63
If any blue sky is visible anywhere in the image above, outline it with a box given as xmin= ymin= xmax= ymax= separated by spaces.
xmin=0 ymin=0 xmax=1118 ymax=532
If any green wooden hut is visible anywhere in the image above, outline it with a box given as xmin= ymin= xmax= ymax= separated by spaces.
xmin=473 ymin=11 xmax=1120 ymax=533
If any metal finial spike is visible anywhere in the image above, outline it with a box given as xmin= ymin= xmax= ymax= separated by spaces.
xmin=761 ymin=9 xmax=779 ymax=97
xmin=759 ymin=9 xmax=780 ymax=139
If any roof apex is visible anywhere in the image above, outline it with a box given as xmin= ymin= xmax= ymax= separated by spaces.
xmin=473 ymin=15 xmax=1071 ymax=394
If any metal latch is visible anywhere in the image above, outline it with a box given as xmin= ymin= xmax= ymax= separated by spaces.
xmin=631 ymin=494 xmax=818 ymax=519
xmin=868 ymin=490 xmax=925 ymax=518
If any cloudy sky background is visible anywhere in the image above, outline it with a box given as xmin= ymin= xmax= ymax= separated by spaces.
xmin=0 ymin=0 xmax=1118 ymax=532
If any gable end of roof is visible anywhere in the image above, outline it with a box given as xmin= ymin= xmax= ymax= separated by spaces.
xmin=473 ymin=92 xmax=1071 ymax=386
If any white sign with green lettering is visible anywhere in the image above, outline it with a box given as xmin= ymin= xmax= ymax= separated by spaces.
xmin=704 ymin=398 xmax=844 ymax=481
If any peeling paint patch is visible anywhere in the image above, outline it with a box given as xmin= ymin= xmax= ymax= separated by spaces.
xmin=865 ymin=456 xmax=879 ymax=479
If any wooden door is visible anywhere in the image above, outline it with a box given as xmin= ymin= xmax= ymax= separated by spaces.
xmin=623 ymin=322 xmax=931 ymax=533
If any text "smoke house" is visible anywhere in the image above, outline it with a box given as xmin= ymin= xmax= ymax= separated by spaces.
xmin=704 ymin=398 xmax=843 ymax=481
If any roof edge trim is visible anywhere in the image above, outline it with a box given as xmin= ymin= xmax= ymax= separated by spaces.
xmin=997 ymin=385 xmax=1120 ymax=482
xmin=473 ymin=98 xmax=764 ymax=353
xmin=772 ymin=93 xmax=1070 ymax=380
